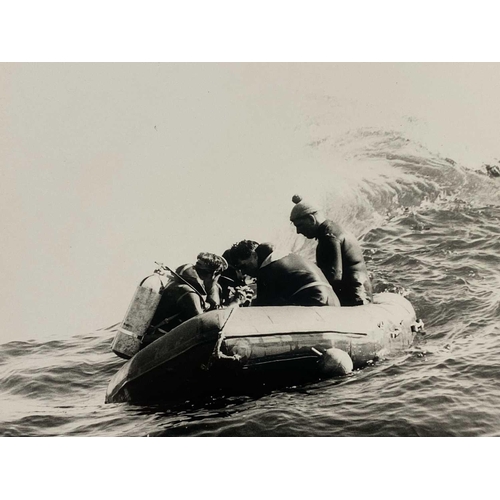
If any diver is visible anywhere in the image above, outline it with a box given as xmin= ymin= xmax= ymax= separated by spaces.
xmin=230 ymin=240 xmax=339 ymax=307
xmin=289 ymin=195 xmax=373 ymax=306
xmin=149 ymin=252 xmax=252 ymax=335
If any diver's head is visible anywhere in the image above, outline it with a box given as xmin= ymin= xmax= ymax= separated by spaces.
xmin=290 ymin=194 xmax=324 ymax=239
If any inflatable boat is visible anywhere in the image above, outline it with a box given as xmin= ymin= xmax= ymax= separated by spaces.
xmin=105 ymin=292 xmax=422 ymax=403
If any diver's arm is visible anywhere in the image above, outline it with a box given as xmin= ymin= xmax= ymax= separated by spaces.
xmin=320 ymin=235 xmax=343 ymax=288
xmin=177 ymin=291 xmax=205 ymax=320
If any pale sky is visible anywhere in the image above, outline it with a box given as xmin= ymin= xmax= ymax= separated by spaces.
xmin=2 ymin=63 xmax=500 ymax=343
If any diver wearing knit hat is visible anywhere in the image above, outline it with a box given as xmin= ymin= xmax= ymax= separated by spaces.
xmin=289 ymin=194 xmax=373 ymax=306
xmin=289 ymin=194 xmax=321 ymax=222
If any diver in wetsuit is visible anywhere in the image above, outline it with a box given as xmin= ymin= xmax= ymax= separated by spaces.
xmin=230 ymin=240 xmax=339 ymax=307
xmin=289 ymin=195 xmax=373 ymax=306
xmin=150 ymin=252 xmax=249 ymax=333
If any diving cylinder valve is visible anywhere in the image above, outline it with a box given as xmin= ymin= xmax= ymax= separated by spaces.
xmin=111 ymin=274 xmax=166 ymax=359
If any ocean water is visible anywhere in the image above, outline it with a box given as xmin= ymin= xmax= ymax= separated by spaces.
xmin=2 ymin=129 xmax=499 ymax=437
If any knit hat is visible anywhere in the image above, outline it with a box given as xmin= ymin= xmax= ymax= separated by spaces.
xmin=289 ymin=194 xmax=320 ymax=222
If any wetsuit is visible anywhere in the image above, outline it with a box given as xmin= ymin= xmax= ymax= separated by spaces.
xmin=149 ymin=264 xmax=210 ymax=331
xmin=316 ymin=220 xmax=372 ymax=306
xmin=254 ymin=252 xmax=340 ymax=307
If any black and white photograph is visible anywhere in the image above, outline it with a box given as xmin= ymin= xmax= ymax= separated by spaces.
xmin=1 ymin=2 xmax=498 ymax=498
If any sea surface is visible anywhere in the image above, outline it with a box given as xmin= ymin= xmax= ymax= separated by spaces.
xmin=2 ymin=131 xmax=500 ymax=437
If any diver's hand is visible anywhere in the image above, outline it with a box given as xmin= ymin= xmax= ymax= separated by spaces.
xmin=227 ymin=285 xmax=254 ymax=306
xmin=234 ymin=285 xmax=254 ymax=304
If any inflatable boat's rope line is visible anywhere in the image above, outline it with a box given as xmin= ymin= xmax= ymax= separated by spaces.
xmin=212 ymin=335 xmax=241 ymax=362
xmin=207 ymin=308 xmax=241 ymax=366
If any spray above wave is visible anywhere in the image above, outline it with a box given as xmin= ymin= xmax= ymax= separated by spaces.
xmin=315 ymin=129 xmax=498 ymax=227
xmin=284 ymin=127 xmax=500 ymax=261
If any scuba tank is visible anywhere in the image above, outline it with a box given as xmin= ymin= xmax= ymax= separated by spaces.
xmin=111 ymin=273 xmax=168 ymax=359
